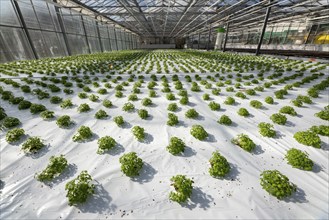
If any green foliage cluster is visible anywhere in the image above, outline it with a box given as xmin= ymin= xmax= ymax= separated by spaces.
xmin=142 ymin=98 xmax=152 ymax=106
xmin=50 ymin=96 xmax=63 ymax=104
xmin=167 ymin=103 xmax=178 ymax=112
xmin=167 ymin=113 xmax=179 ymax=126
xmin=2 ymin=117 xmax=21 ymax=128
xmin=97 ymin=136 xmax=116 ymax=154
xmin=30 ymin=104 xmax=47 ymax=114
xmin=250 ymin=100 xmax=263 ymax=109
xmin=57 ymin=115 xmax=73 ymax=128
xmin=166 ymin=137 xmax=185 ymax=155
xmin=208 ymin=101 xmax=220 ymax=111
xmin=122 ymin=102 xmax=135 ymax=112
xmin=132 ymin=126 xmax=145 ymax=141
xmin=78 ymin=103 xmax=91 ymax=113
xmin=89 ymin=94 xmax=99 ymax=102
xmin=285 ymin=148 xmax=313 ymax=171
xmin=257 ymin=122 xmax=276 ymax=137
xmin=95 ymin=110 xmax=108 ymax=119
xmin=315 ymin=105 xmax=329 ymax=121
xmin=18 ymin=100 xmax=32 ymax=110
xmin=279 ymin=106 xmax=297 ymax=116
xmin=218 ymin=115 xmax=232 ymax=125
xmin=185 ymin=108 xmax=199 ymax=119
xmin=190 ymin=125 xmax=208 ymax=140
xmin=119 ymin=152 xmax=143 ymax=177
xmin=72 ymin=126 xmax=93 ymax=142
xmin=40 ymin=110 xmax=55 ymax=120
xmin=293 ymin=131 xmax=321 ymax=148
xmin=169 ymin=175 xmax=193 ymax=203
xmin=260 ymin=170 xmax=296 ymax=199
xmin=6 ymin=128 xmax=25 ymax=143
xmin=224 ymin=96 xmax=235 ymax=105
xmin=265 ymin=96 xmax=274 ymax=104
xmin=37 ymin=155 xmax=68 ymax=181
xmin=138 ymin=109 xmax=149 ymax=119
xmin=209 ymin=151 xmax=230 ymax=178
xmin=270 ymin=113 xmax=287 ymax=125
xmin=231 ymin=134 xmax=255 ymax=152
xmin=103 ymin=99 xmax=112 ymax=108
xmin=113 ymin=116 xmax=124 ymax=126
xmin=237 ymin=108 xmax=249 ymax=117
xmin=309 ymin=125 xmax=329 ymax=136
xmin=65 ymin=171 xmax=95 ymax=206
xmin=60 ymin=99 xmax=73 ymax=109
xmin=22 ymin=137 xmax=44 ymax=153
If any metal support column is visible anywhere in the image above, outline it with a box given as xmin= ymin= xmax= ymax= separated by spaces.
xmin=207 ymin=26 xmax=211 ymax=50
xmin=283 ymin=22 xmax=292 ymax=44
xmin=197 ymin=33 xmax=200 ymax=50
xmin=96 ymin=21 xmax=104 ymax=52
xmin=53 ymin=0 xmax=71 ymax=56
xmin=81 ymin=15 xmax=91 ymax=53
xmin=12 ymin=0 xmax=38 ymax=59
xmin=106 ymin=26 xmax=112 ymax=51
xmin=113 ymin=27 xmax=119 ymax=50
xmin=267 ymin=26 xmax=274 ymax=45
xmin=223 ymin=22 xmax=229 ymax=52
xmin=255 ymin=0 xmax=272 ymax=56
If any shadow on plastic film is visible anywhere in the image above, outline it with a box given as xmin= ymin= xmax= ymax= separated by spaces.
xmin=108 ymin=143 xmax=125 ymax=156
xmin=181 ymin=187 xmax=214 ymax=210
xmin=224 ymin=163 xmax=240 ymax=181
xmin=312 ymin=163 xmax=323 ymax=173
xmin=9 ymin=134 xmax=30 ymax=146
xmin=78 ymin=183 xmax=117 ymax=213
xmin=0 ymin=179 xmax=5 ymax=192
xmin=141 ymin=133 xmax=154 ymax=144
xmin=181 ymin=146 xmax=197 ymax=157
xmin=207 ymin=134 xmax=217 ymax=143
xmin=320 ymin=141 xmax=329 ymax=151
xmin=132 ymin=162 xmax=157 ymax=184
xmin=252 ymin=145 xmax=265 ymax=155
xmin=26 ymin=144 xmax=50 ymax=159
xmin=283 ymin=187 xmax=308 ymax=204
xmin=122 ymin=122 xmax=132 ymax=129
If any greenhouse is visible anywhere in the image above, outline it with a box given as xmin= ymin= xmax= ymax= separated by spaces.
xmin=0 ymin=0 xmax=328 ymax=219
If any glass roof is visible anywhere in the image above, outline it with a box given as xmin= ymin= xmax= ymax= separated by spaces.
xmin=58 ymin=0 xmax=329 ymax=37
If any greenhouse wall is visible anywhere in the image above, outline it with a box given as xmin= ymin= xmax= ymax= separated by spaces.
xmin=224 ymin=22 xmax=329 ymax=52
xmin=0 ymin=0 xmax=139 ymax=63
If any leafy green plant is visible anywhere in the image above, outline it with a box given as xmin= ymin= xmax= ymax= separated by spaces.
xmin=293 ymin=131 xmax=321 ymax=148
xmin=6 ymin=128 xmax=25 ymax=143
xmin=250 ymin=100 xmax=263 ymax=109
xmin=18 ymin=100 xmax=32 ymax=110
xmin=185 ymin=109 xmax=199 ymax=119
xmin=78 ymin=92 xmax=88 ymax=99
xmin=279 ymin=106 xmax=297 ymax=116
xmin=166 ymin=93 xmax=176 ymax=101
xmin=237 ymin=108 xmax=249 ymax=117
xmin=103 ymin=99 xmax=112 ymax=108
xmin=274 ymin=90 xmax=287 ymax=99
xmin=179 ymin=96 xmax=189 ymax=105
xmin=258 ymin=122 xmax=276 ymax=137
xmin=122 ymin=102 xmax=135 ymax=112
xmin=218 ymin=115 xmax=232 ymax=125
xmin=235 ymin=92 xmax=247 ymax=99
xmin=78 ymin=103 xmax=91 ymax=113
xmin=309 ymin=125 xmax=329 ymax=136
xmin=30 ymin=104 xmax=47 ymax=114
xmin=115 ymin=91 xmax=123 ymax=98
xmin=296 ymin=95 xmax=312 ymax=104
xmin=65 ymin=171 xmax=95 ymax=206
xmin=208 ymin=101 xmax=220 ymax=111
xmin=97 ymin=136 xmax=116 ymax=154
xmin=149 ymin=90 xmax=157 ymax=97
xmin=291 ymin=99 xmax=303 ymax=107
xmin=36 ymin=155 xmax=68 ymax=181
xmin=285 ymin=148 xmax=313 ymax=171
xmin=119 ymin=152 xmax=143 ymax=177
xmin=265 ymin=96 xmax=274 ymax=104
xmin=97 ymin=88 xmax=107 ymax=95
xmin=50 ymin=96 xmax=62 ymax=104
xmin=203 ymin=93 xmax=210 ymax=100
xmin=95 ymin=110 xmax=108 ymax=119
xmin=231 ymin=134 xmax=255 ymax=152
xmin=60 ymin=99 xmax=73 ymax=109
xmin=72 ymin=126 xmax=93 ymax=142
xmin=270 ymin=113 xmax=287 ymax=125
xmin=138 ymin=109 xmax=149 ymax=119
xmin=89 ymin=94 xmax=99 ymax=102
xmin=113 ymin=116 xmax=124 ymax=127
xmin=167 ymin=113 xmax=179 ymax=126
xmin=209 ymin=151 xmax=230 ymax=178
xmin=169 ymin=175 xmax=193 ymax=203
xmin=315 ymin=105 xmax=329 ymax=121
xmin=22 ymin=137 xmax=44 ymax=153
xmin=166 ymin=137 xmax=185 ymax=155
xmin=128 ymin=94 xmax=138 ymax=101
xmin=2 ymin=117 xmax=21 ymax=128
xmin=245 ymin=89 xmax=256 ymax=96
xmin=40 ymin=110 xmax=55 ymax=120
xmin=167 ymin=103 xmax=178 ymax=112
xmin=132 ymin=126 xmax=145 ymax=141
xmin=190 ymin=125 xmax=208 ymax=140
xmin=56 ymin=115 xmax=73 ymax=128
xmin=224 ymin=96 xmax=235 ymax=105
xmin=260 ymin=170 xmax=296 ymax=199
xmin=142 ymin=98 xmax=152 ymax=106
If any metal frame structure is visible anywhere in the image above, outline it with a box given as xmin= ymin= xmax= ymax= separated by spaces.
xmin=56 ymin=0 xmax=329 ymax=39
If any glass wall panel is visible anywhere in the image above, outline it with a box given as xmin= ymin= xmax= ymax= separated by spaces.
xmin=88 ymin=37 xmax=101 ymax=53
xmin=29 ymin=30 xmax=51 ymax=58
xmin=67 ymin=34 xmax=89 ymax=55
xmin=0 ymin=27 xmax=34 ymax=62
xmin=18 ymin=0 xmax=40 ymax=29
xmin=102 ymin=38 xmax=111 ymax=51
xmin=110 ymin=39 xmax=117 ymax=50
xmin=0 ymin=0 xmax=21 ymax=27
xmin=32 ymin=0 xmax=55 ymax=31
xmin=42 ymin=31 xmax=67 ymax=57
